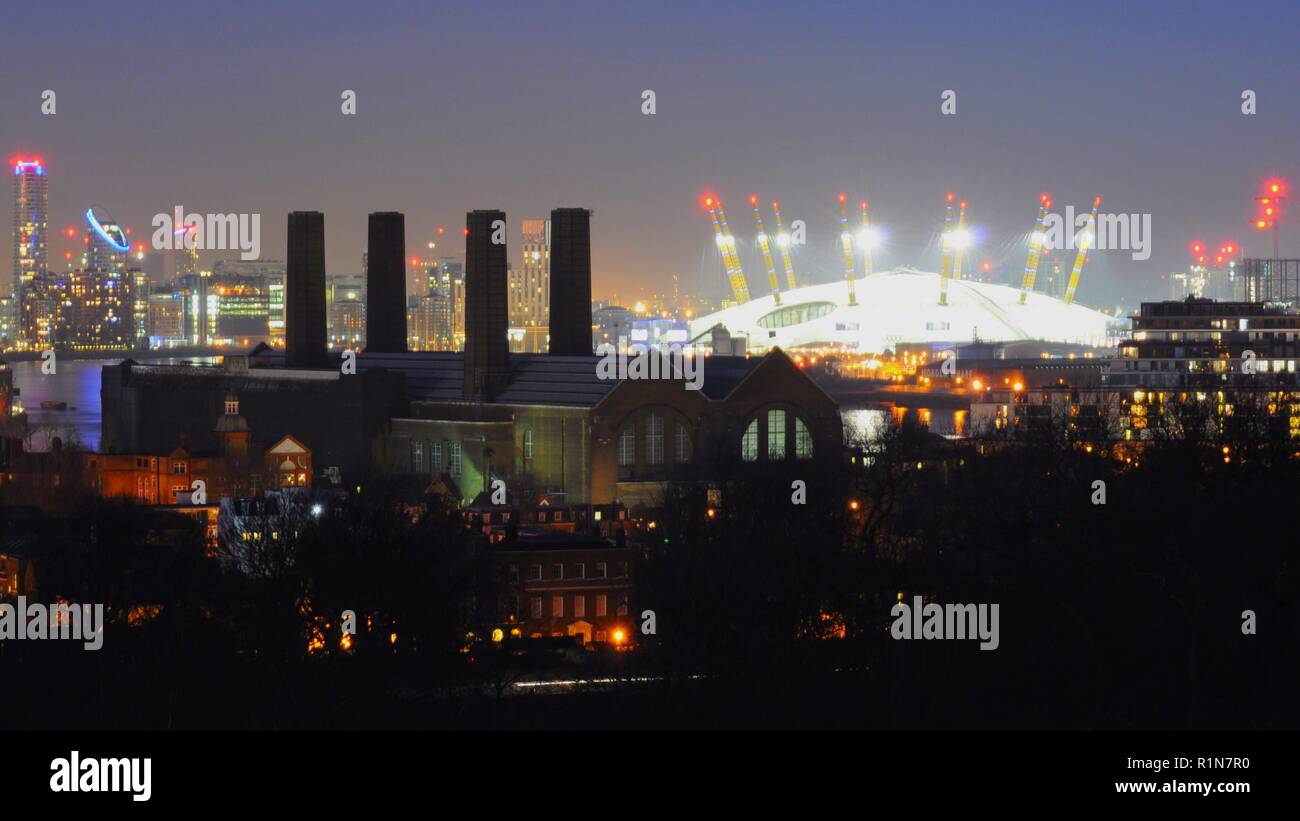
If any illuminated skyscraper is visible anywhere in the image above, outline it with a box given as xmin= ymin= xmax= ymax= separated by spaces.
xmin=12 ymin=158 xmax=49 ymax=349
xmin=66 ymin=208 xmax=134 ymax=350
xmin=509 ymin=218 xmax=550 ymax=352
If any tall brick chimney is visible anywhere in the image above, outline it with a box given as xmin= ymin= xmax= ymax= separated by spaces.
xmin=463 ymin=209 xmax=510 ymax=399
xmin=285 ymin=211 xmax=327 ymax=368
xmin=548 ymin=208 xmax=592 ymax=356
xmin=366 ymin=211 xmax=407 ymax=353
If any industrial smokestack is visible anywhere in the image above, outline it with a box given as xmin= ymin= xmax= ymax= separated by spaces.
xmin=285 ymin=211 xmax=327 ymax=368
xmin=549 ymin=207 xmax=592 ymax=356
xmin=463 ymin=209 xmax=510 ymax=399
xmin=366 ymin=211 xmax=407 ymax=353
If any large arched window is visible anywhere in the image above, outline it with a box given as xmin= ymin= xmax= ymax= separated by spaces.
xmin=741 ymin=419 xmax=759 ymax=461
xmin=741 ymin=409 xmax=815 ymax=462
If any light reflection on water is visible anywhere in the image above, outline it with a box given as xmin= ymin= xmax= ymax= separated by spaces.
xmin=8 ymin=357 xmax=218 ymax=451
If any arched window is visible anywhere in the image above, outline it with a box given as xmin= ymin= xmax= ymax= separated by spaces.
xmin=767 ymin=409 xmax=786 ymax=460
xmin=645 ymin=413 xmax=664 ymax=465
xmin=795 ymin=417 xmax=814 ymax=459
xmin=741 ymin=419 xmax=758 ymax=461
xmin=618 ymin=426 xmax=635 ymax=466
xmin=674 ymin=423 xmax=692 ymax=463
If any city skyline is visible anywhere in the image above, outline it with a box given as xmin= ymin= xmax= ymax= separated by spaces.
xmin=2 ymin=1 xmax=1298 ymax=309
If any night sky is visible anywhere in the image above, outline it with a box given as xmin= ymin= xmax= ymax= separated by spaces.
xmin=3 ymin=0 xmax=1298 ymax=310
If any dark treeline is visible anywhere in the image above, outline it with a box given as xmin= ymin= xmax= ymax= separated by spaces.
xmin=1 ymin=410 xmax=1297 ymax=729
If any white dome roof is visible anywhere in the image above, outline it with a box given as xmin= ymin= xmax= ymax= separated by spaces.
xmin=689 ymin=267 xmax=1112 ymax=352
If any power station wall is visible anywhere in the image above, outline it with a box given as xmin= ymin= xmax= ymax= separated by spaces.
xmin=101 ymin=362 xmax=406 ymax=477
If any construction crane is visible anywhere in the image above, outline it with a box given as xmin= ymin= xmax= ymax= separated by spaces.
xmin=938 ymin=192 xmax=956 ymax=305
xmin=703 ymin=196 xmax=750 ymax=305
xmin=772 ymin=201 xmax=798 ymax=289
xmin=858 ymin=200 xmax=875 ymax=277
xmin=1064 ymin=196 xmax=1101 ymax=305
xmin=837 ymin=193 xmax=859 ymax=306
xmin=715 ymin=199 xmax=752 ymax=304
xmin=749 ymin=194 xmax=782 ymax=304
xmin=1018 ymin=193 xmax=1052 ymax=305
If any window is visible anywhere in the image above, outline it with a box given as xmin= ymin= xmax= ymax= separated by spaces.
xmin=449 ymin=442 xmax=462 ymax=476
xmin=508 ymin=564 xmax=519 ymax=582
xmin=795 ymin=417 xmax=814 ymax=459
xmin=552 ymin=563 xmax=563 ymax=580
xmin=618 ymin=426 xmax=635 ymax=466
xmin=530 ymin=597 xmax=543 ymax=619
xmin=596 ymin=594 xmax=607 ymax=617
xmin=594 ymin=561 xmax=607 ymax=578
xmin=552 ymin=596 xmax=564 ymax=618
xmin=741 ymin=419 xmax=758 ymax=461
xmin=617 ymin=597 xmax=629 ymax=616
xmin=528 ymin=564 xmax=542 ymax=581
xmin=411 ymin=441 xmax=424 ymax=472
xmin=675 ymin=423 xmax=692 ymax=463
xmin=614 ymin=561 xmax=628 ymax=578
xmin=756 ymin=300 xmax=836 ymax=329
xmin=573 ymin=596 xmax=585 ymax=618
xmin=523 ymin=429 xmax=534 ymax=462
xmin=768 ymin=409 xmax=786 ymax=460
xmin=646 ymin=413 xmax=664 ymax=465
xmin=430 ymin=442 xmax=442 ymax=470
xmin=172 ymin=462 xmax=187 ymax=475
xmin=573 ymin=562 xmax=585 ymax=579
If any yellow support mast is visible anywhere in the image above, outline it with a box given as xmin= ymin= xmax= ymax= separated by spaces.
xmin=938 ymin=192 xmax=956 ymax=306
xmin=749 ymin=194 xmax=782 ymax=304
xmin=951 ymin=198 xmax=969 ymax=281
xmin=837 ymin=193 xmax=858 ymax=306
xmin=703 ymin=196 xmax=750 ymax=305
xmin=772 ymin=200 xmax=798 ymax=289
xmin=858 ymin=200 xmax=875 ymax=277
xmin=1018 ymin=192 xmax=1052 ymax=305
xmin=1064 ymin=196 xmax=1100 ymax=305
xmin=715 ymin=199 xmax=752 ymax=304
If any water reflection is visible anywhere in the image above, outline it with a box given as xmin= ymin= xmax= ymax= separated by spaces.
xmin=7 ymin=357 xmax=218 ymax=451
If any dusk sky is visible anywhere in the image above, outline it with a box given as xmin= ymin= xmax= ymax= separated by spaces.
xmin=3 ymin=0 xmax=1298 ymax=310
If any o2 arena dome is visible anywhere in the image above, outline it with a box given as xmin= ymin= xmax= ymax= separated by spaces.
xmin=688 ymin=266 xmax=1112 ymax=353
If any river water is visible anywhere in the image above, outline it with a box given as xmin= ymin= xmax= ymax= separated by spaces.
xmin=8 ymin=357 xmax=217 ymax=451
